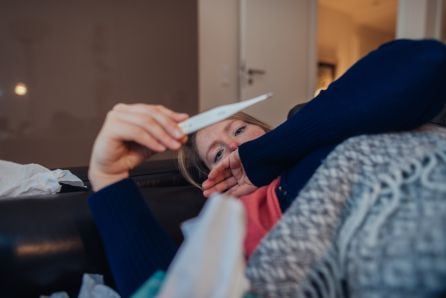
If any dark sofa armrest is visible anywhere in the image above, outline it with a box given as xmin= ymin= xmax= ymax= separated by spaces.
xmin=0 ymin=159 xmax=205 ymax=298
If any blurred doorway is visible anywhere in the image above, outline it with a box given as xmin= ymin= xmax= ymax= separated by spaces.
xmin=316 ymin=0 xmax=397 ymax=93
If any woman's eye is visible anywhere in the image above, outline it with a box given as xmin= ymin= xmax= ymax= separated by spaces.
xmin=234 ymin=126 xmax=246 ymax=136
xmin=213 ymin=149 xmax=224 ymax=163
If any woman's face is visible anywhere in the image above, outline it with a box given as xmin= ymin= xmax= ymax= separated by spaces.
xmin=195 ymin=118 xmax=266 ymax=169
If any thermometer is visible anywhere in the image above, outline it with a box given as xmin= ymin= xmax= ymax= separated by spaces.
xmin=179 ymin=92 xmax=272 ymax=134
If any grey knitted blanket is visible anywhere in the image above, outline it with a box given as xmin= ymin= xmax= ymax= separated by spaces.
xmin=246 ymin=125 xmax=446 ymax=298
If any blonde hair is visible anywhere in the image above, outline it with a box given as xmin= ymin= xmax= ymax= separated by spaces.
xmin=177 ymin=112 xmax=271 ymax=189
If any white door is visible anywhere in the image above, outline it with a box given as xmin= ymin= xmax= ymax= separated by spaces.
xmin=239 ymin=0 xmax=317 ymax=127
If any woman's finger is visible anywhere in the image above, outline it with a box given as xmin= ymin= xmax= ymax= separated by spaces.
xmin=207 ymin=158 xmax=231 ymax=180
xmin=202 ymin=170 xmax=232 ymax=189
xmin=151 ymin=111 xmax=186 ymax=140
xmin=104 ymin=112 xmax=167 ymax=152
xmin=155 ymin=105 xmax=189 ymax=122
xmin=128 ymin=104 xmax=188 ymax=139
xmin=114 ymin=103 xmax=189 ymax=133
xmin=123 ymin=145 xmax=152 ymax=170
xmin=203 ymin=176 xmax=237 ymax=197
xmin=226 ymin=185 xmax=255 ymax=198
xmin=111 ymin=110 xmax=182 ymax=150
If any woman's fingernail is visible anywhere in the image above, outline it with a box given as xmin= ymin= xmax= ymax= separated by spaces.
xmin=175 ymin=129 xmax=184 ymax=138
xmin=180 ymin=135 xmax=188 ymax=144
xmin=171 ymin=140 xmax=181 ymax=149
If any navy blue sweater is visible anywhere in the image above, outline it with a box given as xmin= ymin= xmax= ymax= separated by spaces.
xmin=240 ymin=39 xmax=446 ymax=207
xmin=89 ymin=179 xmax=177 ymax=297
xmin=88 ymin=39 xmax=446 ymax=297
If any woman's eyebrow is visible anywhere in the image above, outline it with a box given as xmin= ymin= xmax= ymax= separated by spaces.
xmin=228 ymin=119 xmax=241 ymax=130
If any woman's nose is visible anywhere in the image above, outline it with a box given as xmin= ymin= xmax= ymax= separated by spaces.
xmin=228 ymin=141 xmax=239 ymax=151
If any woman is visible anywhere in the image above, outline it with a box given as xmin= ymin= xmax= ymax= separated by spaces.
xmin=88 ymin=39 xmax=446 ymax=297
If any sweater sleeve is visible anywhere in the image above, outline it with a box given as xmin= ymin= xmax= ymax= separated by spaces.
xmin=88 ymin=178 xmax=177 ymax=298
xmin=239 ymin=39 xmax=446 ymax=186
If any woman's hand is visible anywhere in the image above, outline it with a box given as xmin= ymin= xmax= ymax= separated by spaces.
xmin=202 ymin=149 xmax=257 ymax=198
xmin=89 ymin=103 xmax=189 ymax=191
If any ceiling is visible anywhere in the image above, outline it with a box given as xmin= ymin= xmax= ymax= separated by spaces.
xmin=319 ymin=0 xmax=398 ymax=34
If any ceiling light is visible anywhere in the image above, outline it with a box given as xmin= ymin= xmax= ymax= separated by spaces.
xmin=15 ymin=82 xmax=27 ymax=96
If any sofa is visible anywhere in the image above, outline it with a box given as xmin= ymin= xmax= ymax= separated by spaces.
xmin=0 ymin=159 xmax=206 ymax=298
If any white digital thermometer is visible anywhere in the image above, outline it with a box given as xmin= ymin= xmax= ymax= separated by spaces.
xmin=179 ymin=92 xmax=273 ymax=135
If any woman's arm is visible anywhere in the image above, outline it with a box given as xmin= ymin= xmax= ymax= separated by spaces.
xmin=202 ymin=39 xmax=446 ymax=197
xmin=240 ymin=39 xmax=446 ymax=186
xmin=88 ymin=179 xmax=177 ymax=298
xmin=88 ymin=104 xmax=189 ymax=297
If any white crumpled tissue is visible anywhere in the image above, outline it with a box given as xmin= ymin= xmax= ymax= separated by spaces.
xmin=0 ymin=160 xmax=85 ymax=199
xmin=156 ymin=193 xmax=250 ymax=298
xmin=40 ymin=273 xmax=120 ymax=298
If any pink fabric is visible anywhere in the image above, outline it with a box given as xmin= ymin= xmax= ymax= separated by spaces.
xmin=238 ymin=177 xmax=282 ymax=258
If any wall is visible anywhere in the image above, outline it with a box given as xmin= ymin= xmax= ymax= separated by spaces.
xmin=357 ymin=26 xmax=394 ymax=58
xmin=198 ymin=0 xmax=240 ymax=111
xmin=317 ymin=6 xmax=358 ymax=78
xmin=318 ymin=5 xmax=394 ymax=78
xmin=442 ymin=0 xmax=446 ymax=41
xmin=0 ymin=0 xmax=198 ymax=167
xmin=396 ymin=0 xmax=445 ymax=39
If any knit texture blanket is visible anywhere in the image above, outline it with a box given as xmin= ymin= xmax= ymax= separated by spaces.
xmin=246 ymin=125 xmax=446 ymax=298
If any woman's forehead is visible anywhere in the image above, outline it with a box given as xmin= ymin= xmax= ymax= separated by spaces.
xmin=196 ymin=119 xmax=233 ymax=146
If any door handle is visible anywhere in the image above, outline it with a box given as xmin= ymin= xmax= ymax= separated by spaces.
xmin=246 ymin=68 xmax=266 ymax=85
xmin=247 ymin=68 xmax=266 ymax=76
